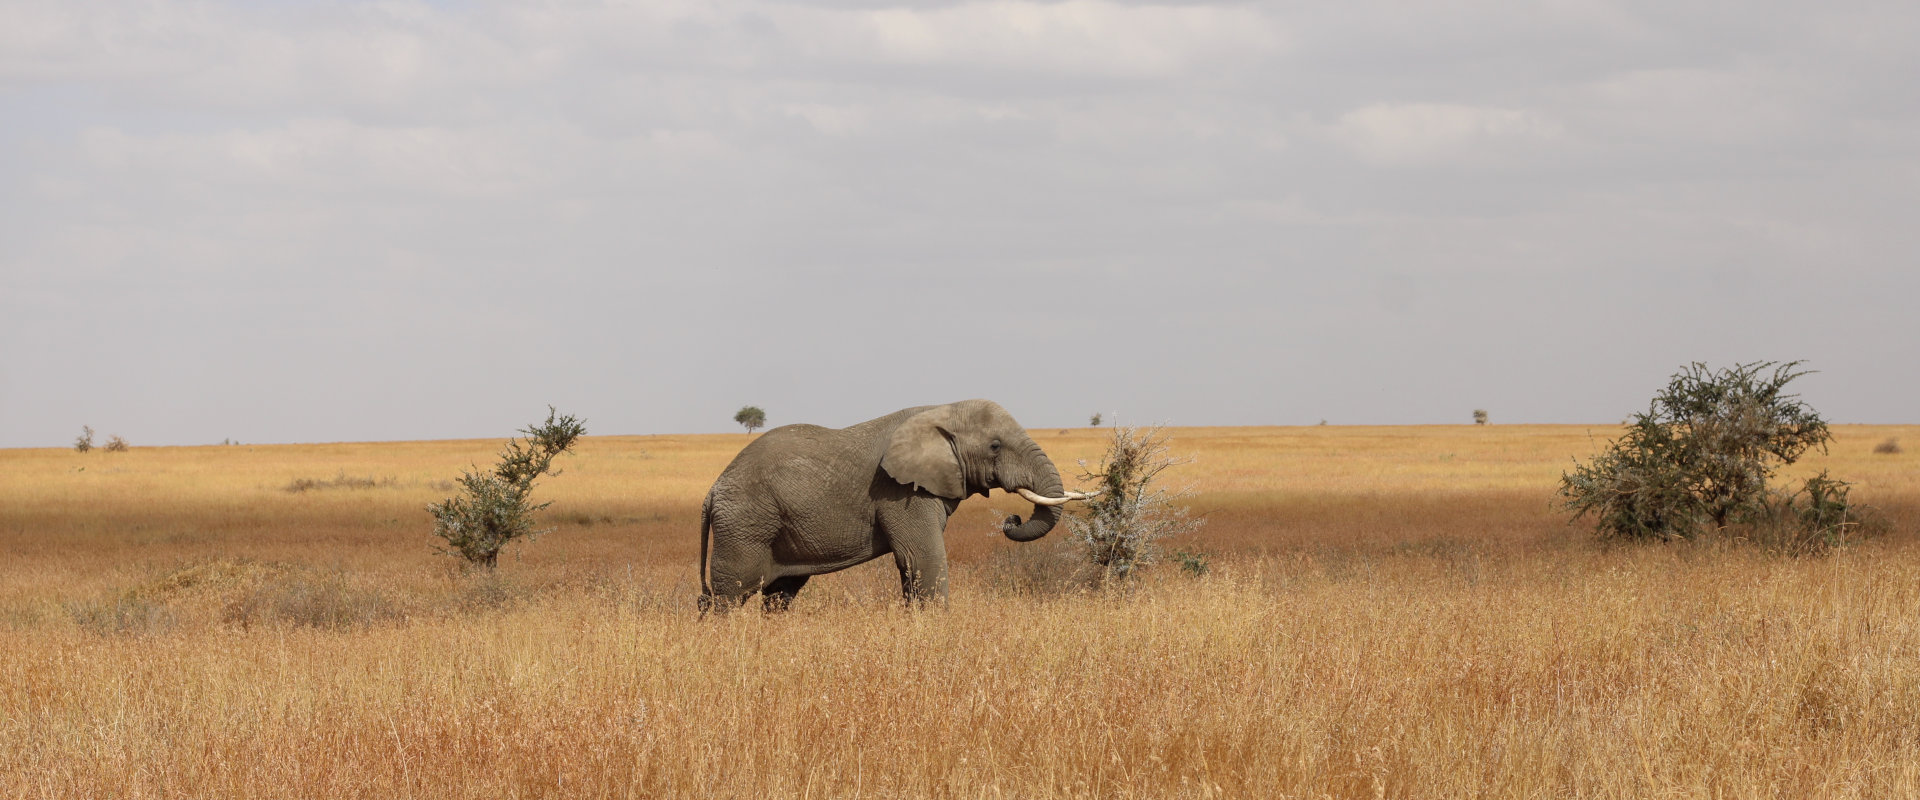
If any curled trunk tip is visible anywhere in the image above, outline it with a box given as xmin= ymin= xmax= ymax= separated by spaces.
xmin=1002 ymin=503 xmax=1060 ymax=542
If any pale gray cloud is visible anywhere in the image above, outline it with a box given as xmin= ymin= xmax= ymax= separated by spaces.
xmin=3 ymin=0 xmax=1915 ymax=447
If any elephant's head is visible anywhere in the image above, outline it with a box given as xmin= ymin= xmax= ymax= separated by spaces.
xmin=881 ymin=399 xmax=1095 ymax=542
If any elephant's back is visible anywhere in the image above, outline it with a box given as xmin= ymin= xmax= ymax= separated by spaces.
xmin=711 ymin=423 xmax=878 ymax=532
xmin=728 ymin=423 xmax=836 ymax=463
xmin=717 ymin=424 xmax=867 ymax=487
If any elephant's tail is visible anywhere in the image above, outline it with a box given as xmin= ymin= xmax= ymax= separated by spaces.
xmin=698 ymin=489 xmax=715 ymax=599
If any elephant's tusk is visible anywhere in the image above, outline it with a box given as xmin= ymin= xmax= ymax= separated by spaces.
xmin=1016 ymin=487 xmax=1100 ymax=506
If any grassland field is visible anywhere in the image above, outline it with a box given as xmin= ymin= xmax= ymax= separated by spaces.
xmin=3 ymin=423 xmax=1918 ymax=798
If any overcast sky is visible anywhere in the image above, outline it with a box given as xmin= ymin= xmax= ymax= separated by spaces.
xmin=3 ymin=1 xmax=1915 ymax=447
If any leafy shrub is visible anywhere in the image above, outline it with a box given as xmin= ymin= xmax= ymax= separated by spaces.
xmin=1472 ymin=409 xmax=1489 ymax=425
xmin=74 ymin=425 xmax=94 ymax=453
xmin=1873 ymin=437 xmax=1902 ymax=455
xmin=1559 ymin=361 xmax=1855 ymax=546
xmin=1173 ymin=548 xmax=1211 ymax=577
xmin=1746 ymin=471 xmax=1876 ymax=556
xmin=427 ymin=408 xmax=585 ymax=569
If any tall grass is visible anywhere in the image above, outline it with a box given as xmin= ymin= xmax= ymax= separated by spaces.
xmin=3 ymin=425 xmax=1917 ymax=797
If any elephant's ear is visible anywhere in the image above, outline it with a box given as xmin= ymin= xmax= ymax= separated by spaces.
xmin=882 ymin=406 xmax=965 ymax=499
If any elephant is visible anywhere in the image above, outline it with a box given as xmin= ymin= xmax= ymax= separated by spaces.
xmin=698 ymin=399 xmax=1095 ymax=611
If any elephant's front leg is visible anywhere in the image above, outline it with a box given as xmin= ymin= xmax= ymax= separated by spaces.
xmin=890 ymin=538 xmax=948 ymax=604
xmin=882 ymin=495 xmax=957 ymax=605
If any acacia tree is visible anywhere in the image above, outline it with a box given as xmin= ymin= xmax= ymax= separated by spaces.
xmin=427 ymin=407 xmax=585 ymax=569
xmin=734 ymin=406 xmax=767 ymax=435
xmin=1067 ymin=424 xmax=1203 ymax=586
xmin=1558 ymin=361 xmax=1853 ymax=547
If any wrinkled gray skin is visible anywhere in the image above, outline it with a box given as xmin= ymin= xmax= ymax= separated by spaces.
xmin=699 ymin=399 xmax=1068 ymax=612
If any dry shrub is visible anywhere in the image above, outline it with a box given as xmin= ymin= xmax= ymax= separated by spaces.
xmin=450 ymin=572 xmax=533 ymax=613
xmin=221 ymin=570 xmax=400 ymax=630
xmin=556 ymin=510 xmax=620 ymax=527
xmin=284 ymin=472 xmax=395 ymax=492
xmin=138 ymin=559 xmax=297 ymax=595
xmin=70 ymin=560 xmax=403 ymax=632
xmin=973 ymin=537 xmax=1089 ymax=597
xmin=1068 ymin=424 xmax=1204 ymax=585
xmin=66 ymin=560 xmax=291 ymax=635
xmin=64 ymin=595 xmax=176 ymax=636
xmin=1874 ymin=437 xmax=1902 ymax=455
xmin=102 ymin=435 xmax=128 ymax=452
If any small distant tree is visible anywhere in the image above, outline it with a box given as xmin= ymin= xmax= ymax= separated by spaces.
xmin=1558 ymin=361 xmax=1860 ymax=550
xmin=427 ymin=407 xmax=586 ymax=569
xmin=74 ymin=426 xmax=95 ymax=453
xmin=1067 ymin=424 xmax=1204 ymax=586
xmin=734 ymin=406 xmax=767 ymax=435
xmin=1089 ymin=412 xmax=1102 ymax=427
xmin=1473 ymin=409 xmax=1489 ymax=425
xmin=103 ymin=435 xmax=129 ymax=453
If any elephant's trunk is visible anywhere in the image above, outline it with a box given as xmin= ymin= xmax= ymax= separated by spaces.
xmin=1002 ymin=503 xmax=1059 ymax=543
xmin=1001 ymin=442 xmax=1070 ymax=542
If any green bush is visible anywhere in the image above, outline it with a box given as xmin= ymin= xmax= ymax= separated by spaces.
xmin=1559 ymin=361 xmax=1859 ymax=549
xmin=427 ymin=407 xmax=585 ymax=569
xmin=1173 ymin=548 xmax=1211 ymax=577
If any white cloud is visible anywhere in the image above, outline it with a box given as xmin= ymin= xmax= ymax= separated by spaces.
xmin=75 ymin=119 xmax=558 ymax=196
xmin=781 ymin=103 xmax=872 ymax=137
xmin=1329 ymin=103 xmax=1565 ymax=167
xmin=849 ymin=0 xmax=1284 ymax=77
xmin=5 ymin=0 xmax=1920 ymax=446
xmin=1579 ymin=66 xmax=1814 ymax=148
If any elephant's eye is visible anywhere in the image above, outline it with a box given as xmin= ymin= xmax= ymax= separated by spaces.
xmin=989 ymin=439 xmax=1002 ymax=453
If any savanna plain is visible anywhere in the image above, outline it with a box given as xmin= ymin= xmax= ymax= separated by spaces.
xmin=4 ymin=423 xmax=1919 ymax=798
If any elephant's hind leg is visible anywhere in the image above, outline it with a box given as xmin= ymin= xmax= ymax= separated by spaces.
xmin=760 ymin=575 xmax=811 ymax=612
xmin=700 ymin=536 xmax=775 ymax=615
xmin=697 ymin=590 xmax=746 ymax=615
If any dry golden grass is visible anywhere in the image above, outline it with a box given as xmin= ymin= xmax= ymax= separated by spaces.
xmin=3 ymin=424 xmax=1918 ymax=798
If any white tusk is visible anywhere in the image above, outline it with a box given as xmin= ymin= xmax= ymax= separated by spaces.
xmin=1016 ymin=487 xmax=1100 ymax=506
